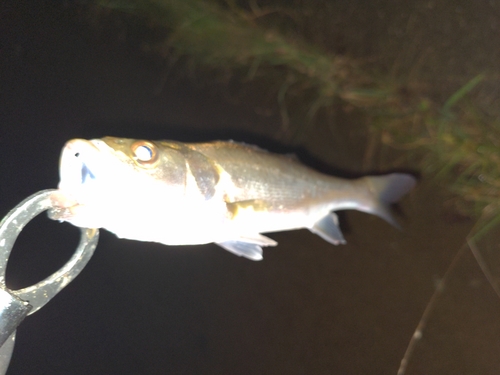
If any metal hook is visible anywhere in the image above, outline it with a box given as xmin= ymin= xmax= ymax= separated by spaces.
xmin=0 ymin=189 xmax=99 ymax=371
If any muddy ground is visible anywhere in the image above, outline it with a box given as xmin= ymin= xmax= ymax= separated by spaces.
xmin=1 ymin=1 xmax=500 ymax=374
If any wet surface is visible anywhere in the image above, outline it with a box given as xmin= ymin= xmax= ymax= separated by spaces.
xmin=1 ymin=1 xmax=500 ymax=374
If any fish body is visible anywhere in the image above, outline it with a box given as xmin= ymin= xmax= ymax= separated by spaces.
xmin=53 ymin=137 xmax=416 ymax=260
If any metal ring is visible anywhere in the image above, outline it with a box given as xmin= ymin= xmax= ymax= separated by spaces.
xmin=0 ymin=190 xmax=99 ymax=314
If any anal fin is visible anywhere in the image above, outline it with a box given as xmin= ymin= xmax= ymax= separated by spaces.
xmin=309 ymin=213 xmax=346 ymax=245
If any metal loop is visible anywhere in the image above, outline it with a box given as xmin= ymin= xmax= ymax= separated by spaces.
xmin=0 ymin=189 xmax=99 ymax=314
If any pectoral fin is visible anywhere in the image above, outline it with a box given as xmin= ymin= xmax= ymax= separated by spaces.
xmin=309 ymin=213 xmax=346 ymax=245
xmin=217 ymin=241 xmax=264 ymax=260
xmin=226 ymin=199 xmax=268 ymax=218
xmin=216 ymin=234 xmax=277 ymax=261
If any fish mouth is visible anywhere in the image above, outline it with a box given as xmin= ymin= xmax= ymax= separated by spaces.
xmin=54 ymin=139 xmax=105 ymax=207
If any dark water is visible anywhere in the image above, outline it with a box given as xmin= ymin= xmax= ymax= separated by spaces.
xmin=1 ymin=1 xmax=500 ymax=374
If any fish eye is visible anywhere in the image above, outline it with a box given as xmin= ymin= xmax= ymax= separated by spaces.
xmin=135 ymin=145 xmax=153 ymax=161
xmin=131 ymin=141 xmax=158 ymax=165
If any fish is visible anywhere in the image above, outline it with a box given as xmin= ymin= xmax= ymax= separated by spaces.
xmin=50 ymin=137 xmax=416 ymax=261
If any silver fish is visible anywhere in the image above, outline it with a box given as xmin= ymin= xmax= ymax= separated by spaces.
xmin=51 ymin=137 xmax=416 ymax=260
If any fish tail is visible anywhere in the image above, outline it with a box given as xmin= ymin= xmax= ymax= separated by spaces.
xmin=362 ymin=173 xmax=416 ymax=228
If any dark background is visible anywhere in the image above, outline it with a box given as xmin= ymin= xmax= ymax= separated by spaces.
xmin=2 ymin=1 xmax=500 ymax=374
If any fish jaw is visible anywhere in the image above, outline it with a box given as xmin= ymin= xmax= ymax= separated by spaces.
xmin=52 ymin=138 xmax=123 ymax=228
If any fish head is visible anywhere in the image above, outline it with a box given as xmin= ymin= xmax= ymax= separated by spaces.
xmin=53 ymin=137 xmax=188 ymax=230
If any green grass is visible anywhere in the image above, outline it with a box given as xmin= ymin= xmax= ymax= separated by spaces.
xmin=97 ymin=0 xmax=391 ymax=135
xmin=379 ymin=74 xmax=500 ymax=218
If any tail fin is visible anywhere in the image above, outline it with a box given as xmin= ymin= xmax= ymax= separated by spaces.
xmin=362 ymin=173 xmax=416 ymax=228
